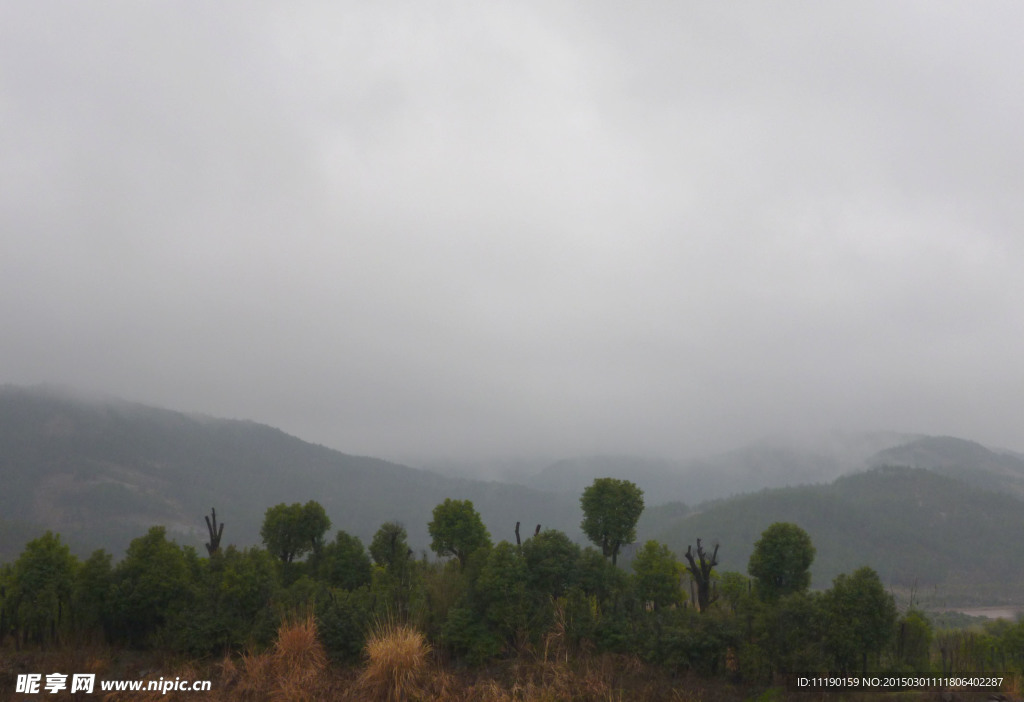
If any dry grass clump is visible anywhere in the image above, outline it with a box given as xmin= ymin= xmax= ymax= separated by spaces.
xmin=353 ymin=618 xmax=431 ymax=702
xmin=217 ymin=613 xmax=336 ymax=702
xmin=271 ymin=613 xmax=327 ymax=691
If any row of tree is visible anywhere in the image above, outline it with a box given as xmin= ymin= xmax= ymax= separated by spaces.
xmin=2 ymin=478 xmax=1023 ymax=681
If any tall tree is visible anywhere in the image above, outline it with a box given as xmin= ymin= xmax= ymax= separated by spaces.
xmin=428 ymin=498 xmax=491 ymax=569
xmin=369 ymin=521 xmax=412 ymax=570
xmin=72 ymin=549 xmax=113 ymax=641
xmin=476 ymin=541 xmax=529 ymax=645
xmin=579 ymin=478 xmax=644 ymax=566
xmin=747 ymin=522 xmax=815 ymax=602
xmin=10 ymin=531 xmax=78 ymax=646
xmin=632 ymin=540 xmax=683 ymax=611
xmin=369 ymin=521 xmax=414 ymax=616
xmin=108 ymin=526 xmax=194 ymax=647
xmin=260 ymin=501 xmax=332 ymax=563
xmin=522 ymin=529 xmax=581 ymax=600
xmin=823 ymin=566 xmax=897 ymax=673
xmin=316 ymin=531 xmax=372 ymax=590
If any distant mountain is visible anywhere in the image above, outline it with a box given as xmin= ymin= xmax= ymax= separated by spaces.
xmin=6 ymin=383 xmax=1023 ymax=607
xmin=867 ymin=435 xmax=1024 ymax=498
xmin=0 ymin=384 xmax=579 ymax=562
xmin=522 ymin=432 xmax=916 ymax=507
xmin=526 ymin=455 xmax=687 ymax=500
xmin=647 ymin=466 xmax=1024 ymax=605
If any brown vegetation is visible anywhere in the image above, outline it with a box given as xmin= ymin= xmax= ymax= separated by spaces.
xmin=352 ymin=618 xmax=431 ymax=701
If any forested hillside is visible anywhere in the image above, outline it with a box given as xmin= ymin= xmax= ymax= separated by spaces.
xmin=0 ymin=385 xmax=579 ymax=562
xmin=651 ymin=466 xmax=1024 ymax=603
xmin=868 ymin=435 xmax=1024 ymax=498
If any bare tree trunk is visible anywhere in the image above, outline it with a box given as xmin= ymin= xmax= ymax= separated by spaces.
xmin=683 ymin=539 xmax=719 ymax=612
xmin=205 ymin=507 xmax=224 ymax=556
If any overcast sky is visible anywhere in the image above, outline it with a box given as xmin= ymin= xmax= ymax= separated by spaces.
xmin=2 ymin=2 xmax=1023 ymax=466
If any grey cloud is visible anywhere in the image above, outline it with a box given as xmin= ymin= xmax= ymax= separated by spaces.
xmin=2 ymin=2 xmax=1023 ymax=466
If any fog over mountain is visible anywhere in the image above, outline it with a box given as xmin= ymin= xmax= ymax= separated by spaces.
xmin=3 ymin=3 xmax=1024 ymax=467
xmin=4 ymin=383 xmax=1024 ymax=606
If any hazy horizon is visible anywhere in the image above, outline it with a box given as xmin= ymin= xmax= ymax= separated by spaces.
xmin=4 ymin=3 xmax=1023 ymax=467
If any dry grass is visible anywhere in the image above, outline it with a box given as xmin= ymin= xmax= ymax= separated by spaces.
xmin=212 ymin=612 xmax=342 ymax=702
xmin=353 ymin=618 xmax=431 ymax=702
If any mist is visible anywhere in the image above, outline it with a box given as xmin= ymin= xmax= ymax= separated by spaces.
xmin=3 ymin=2 xmax=1023 ymax=468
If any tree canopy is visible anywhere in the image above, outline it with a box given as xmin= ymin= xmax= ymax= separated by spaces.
xmin=747 ymin=522 xmax=815 ymax=601
xmin=822 ymin=566 xmax=897 ymax=673
xmin=632 ymin=540 xmax=682 ymax=610
xmin=428 ymin=498 xmax=491 ymax=568
xmin=580 ymin=478 xmax=644 ymax=566
xmin=259 ymin=501 xmax=331 ymax=563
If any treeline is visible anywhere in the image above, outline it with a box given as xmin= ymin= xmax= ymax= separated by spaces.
xmin=2 ymin=478 xmax=1023 ymax=683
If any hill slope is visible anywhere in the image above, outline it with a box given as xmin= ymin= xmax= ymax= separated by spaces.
xmin=649 ymin=466 xmax=1024 ymax=605
xmin=0 ymin=384 xmax=579 ymax=561
xmin=868 ymin=435 xmax=1024 ymax=498
xmin=522 ymin=432 xmax=916 ymax=506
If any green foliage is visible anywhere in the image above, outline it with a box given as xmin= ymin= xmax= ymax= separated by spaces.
xmin=5 ymin=482 xmax=1000 ymax=685
xmin=822 ymin=566 xmax=897 ymax=673
xmin=369 ymin=521 xmax=417 ymax=616
xmin=653 ymin=466 xmax=1024 ymax=601
xmin=314 ymin=530 xmax=372 ymax=590
xmin=164 ymin=545 xmax=280 ymax=655
xmin=748 ymin=522 xmax=815 ymax=602
xmin=580 ymin=478 xmax=644 ymax=565
xmin=109 ymin=526 xmax=194 ymax=647
xmin=260 ymin=500 xmax=332 ymax=563
xmin=442 ymin=605 xmax=503 ymax=665
xmin=644 ymin=608 xmax=738 ymax=676
xmin=522 ymin=529 xmax=581 ymax=601
xmin=9 ymin=531 xmax=78 ymax=646
xmin=476 ymin=541 xmax=529 ymax=646
xmin=894 ymin=609 xmax=933 ymax=671
xmin=757 ymin=591 xmax=828 ymax=674
xmin=576 ymin=546 xmax=628 ymax=608
xmin=317 ymin=586 xmax=375 ymax=662
xmin=369 ymin=521 xmax=412 ymax=569
xmin=428 ymin=498 xmax=491 ymax=568
xmin=716 ymin=571 xmax=752 ymax=613
xmin=71 ymin=549 xmax=113 ymax=640
xmin=632 ymin=540 xmax=682 ymax=610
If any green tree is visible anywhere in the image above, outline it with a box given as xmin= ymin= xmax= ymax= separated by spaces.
xmin=72 ymin=549 xmax=113 ymax=641
xmin=369 ymin=521 xmax=412 ymax=570
xmin=822 ymin=566 xmax=897 ymax=673
xmin=522 ymin=529 xmax=581 ymax=600
xmin=747 ymin=522 xmax=815 ymax=602
xmin=109 ymin=526 xmax=194 ymax=647
xmin=758 ymin=591 xmax=828 ymax=674
xmin=895 ymin=609 xmax=933 ymax=671
xmin=576 ymin=546 xmax=629 ymax=608
xmin=10 ymin=531 xmax=78 ymax=646
xmin=475 ymin=541 xmax=529 ymax=650
xmin=315 ymin=531 xmax=372 ymax=590
xmin=716 ymin=571 xmax=753 ymax=614
xmin=260 ymin=501 xmax=332 ymax=563
xmin=170 ymin=545 xmax=279 ymax=655
xmin=369 ymin=521 xmax=415 ymax=615
xmin=580 ymin=478 xmax=644 ymax=566
xmin=632 ymin=540 xmax=682 ymax=611
xmin=428 ymin=498 xmax=491 ymax=568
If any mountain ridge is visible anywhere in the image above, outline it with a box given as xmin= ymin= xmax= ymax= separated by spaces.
xmin=0 ymin=384 xmax=580 ymax=561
